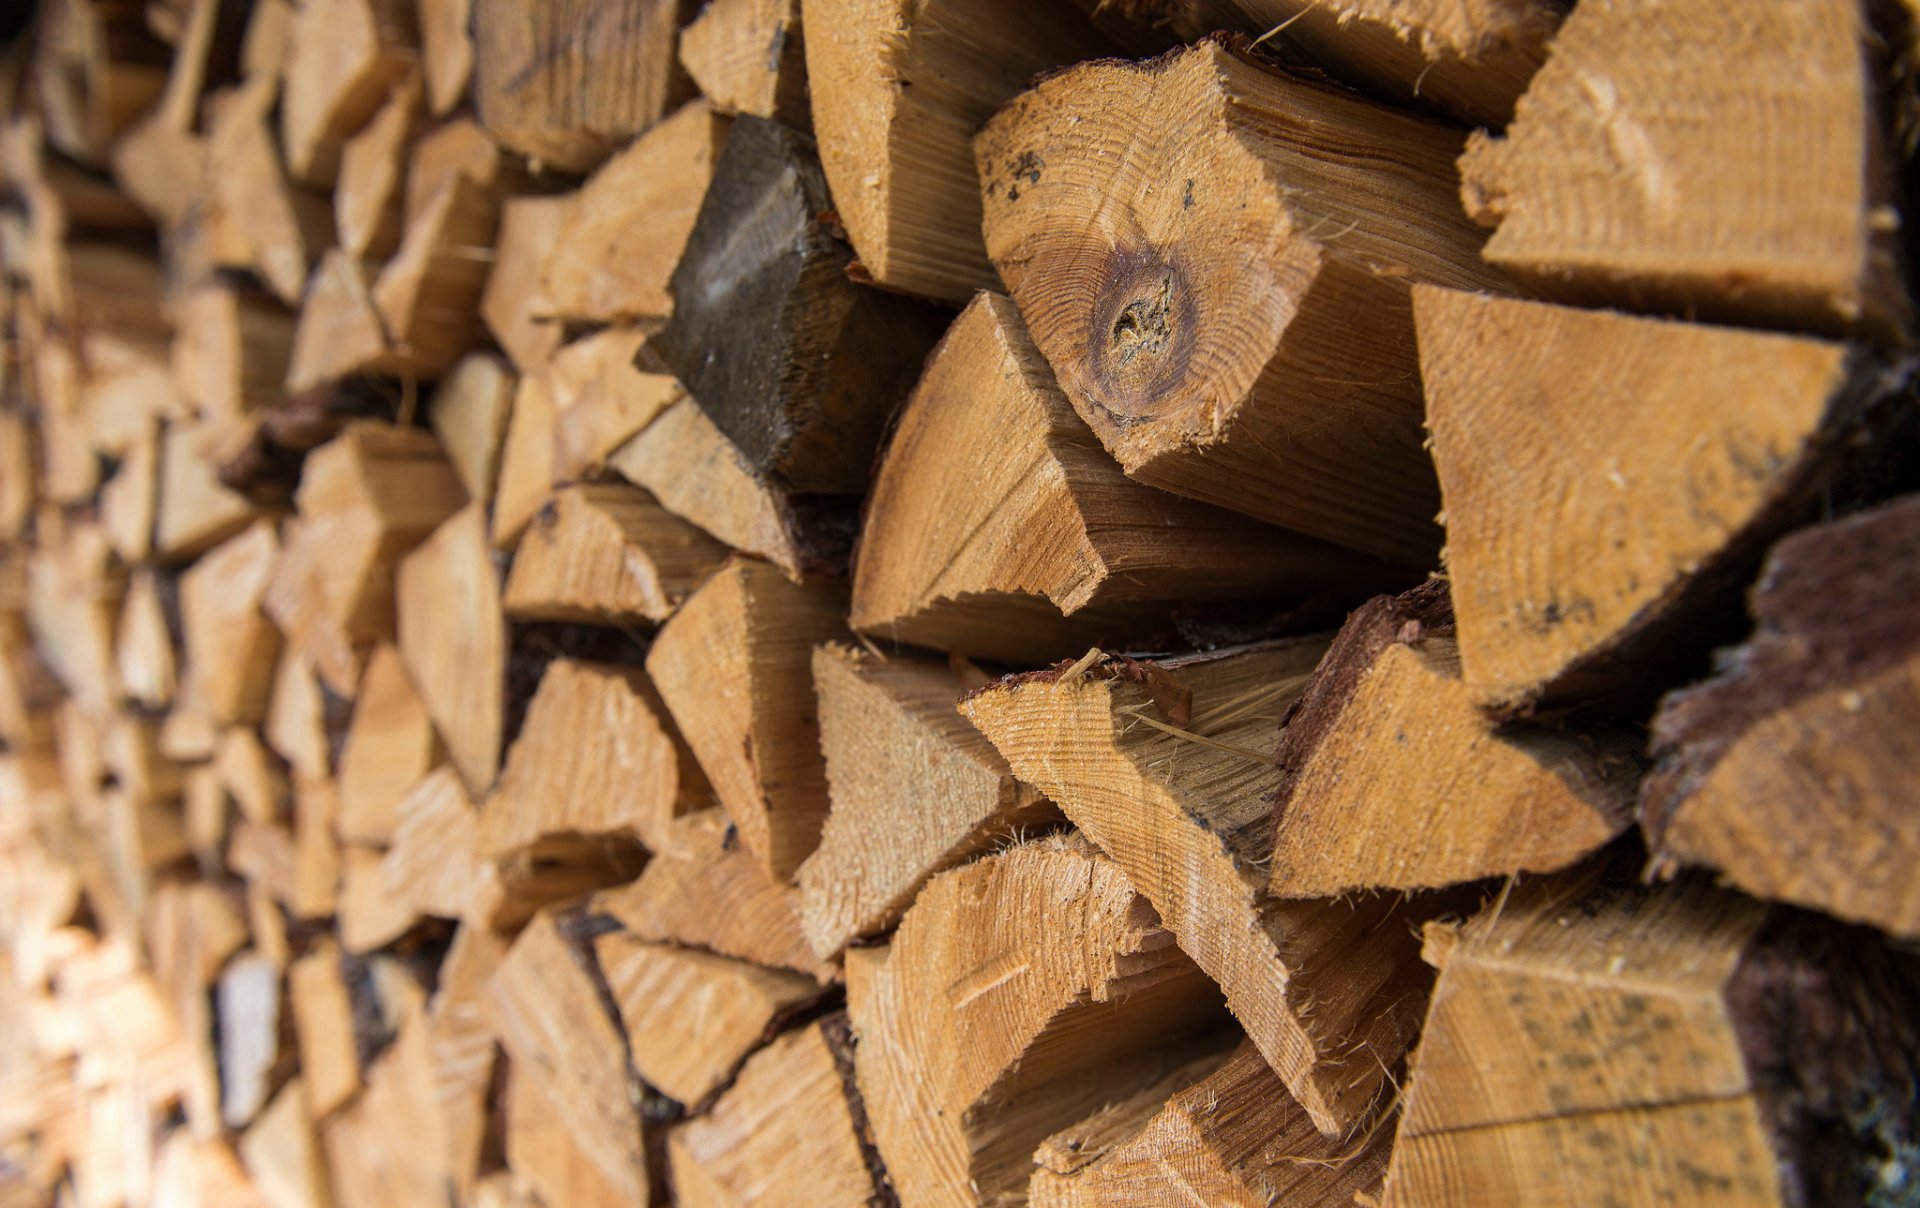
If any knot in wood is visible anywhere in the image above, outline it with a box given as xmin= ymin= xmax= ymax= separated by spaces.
xmin=1110 ymin=276 xmax=1174 ymax=366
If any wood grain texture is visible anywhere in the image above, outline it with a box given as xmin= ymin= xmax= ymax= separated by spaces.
xmin=978 ymin=40 xmax=1501 ymax=565
xmin=396 ymin=505 xmax=504 ymax=799
xmin=502 ymin=482 xmax=728 ymax=624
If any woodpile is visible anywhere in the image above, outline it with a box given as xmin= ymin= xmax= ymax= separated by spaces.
xmin=0 ymin=0 xmax=1917 ymax=1204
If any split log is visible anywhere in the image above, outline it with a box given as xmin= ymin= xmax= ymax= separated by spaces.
xmin=546 ymin=328 xmax=680 ymax=482
xmin=502 ymin=483 xmax=729 ymax=624
xmin=668 ymin=1016 xmax=887 ymax=1207
xmin=405 ymin=116 xmax=514 ymax=223
xmin=371 ymin=765 xmax=498 ymax=933
xmin=1382 ymin=862 xmax=1920 ymax=1207
xmin=963 ymin=642 xmax=1434 ymax=1135
xmin=593 ymin=808 xmax=836 ymax=982
xmin=334 ymin=644 xmax=439 ymax=846
xmin=26 ymin=530 xmax=123 ymax=717
xmin=535 ymin=101 xmax=729 ymax=324
xmin=427 ymin=352 xmax=514 ymax=506
xmin=677 ymin=0 xmax=806 ymax=127
xmin=288 ymin=938 xmax=363 ymax=1120
xmin=1168 ymin=0 xmax=1559 ymax=128
xmin=1415 ymin=287 xmax=1902 ymax=717
xmin=264 ymin=422 xmax=467 ymax=695
xmin=177 ymin=519 xmax=279 ymax=726
xmin=1644 ymin=495 xmax=1920 ymax=940
xmin=99 ymin=426 xmax=158 ymax=564
xmin=172 ymin=281 xmax=298 ymax=423
xmin=801 ymin=0 xmax=1142 ymax=302
xmin=976 ymin=39 xmax=1503 ymax=566
xmin=284 ymin=250 xmax=406 ymax=391
xmin=206 ymin=79 xmax=333 ymax=307
xmin=279 ymin=0 xmax=417 ymax=188
xmin=1458 ymin=0 xmax=1912 ymax=343
xmin=239 ymin=0 xmax=292 ymax=77
xmin=263 ymin=648 xmax=332 ymax=782
xmin=470 ymin=0 xmax=697 ymax=172
xmin=477 ymin=657 xmax=705 ymax=862
xmin=607 ymin=396 xmax=855 ymax=581
xmin=156 ymin=419 xmax=260 ymax=561
xmin=481 ymin=196 xmax=567 ymax=374
xmin=32 ymin=0 xmax=171 ymax=165
xmin=1030 ymin=1040 xmax=1391 ymax=1208
xmin=370 ymin=172 xmax=500 ymax=376
xmin=396 ymin=504 xmax=505 ymax=797
xmin=213 ymin=726 xmax=287 ymax=828
xmin=491 ymin=370 xmax=558 ymax=549
xmin=849 ymin=835 xmax=1229 ymax=1208
xmin=503 ymin=1061 xmax=629 ymax=1208
xmin=850 ymin=292 xmax=1405 ymax=661
xmin=215 ymin=952 xmax=283 ymax=1129
xmin=417 ymin=0 xmax=473 ymax=115
xmin=796 ymin=643 xmax=1055 ymax=961
xmin=291 ymin=775 xmax=342 ymax=918
xmin=592 ymin=932 xmax=824 ymax=1106
xmin=237 ymin=1078 xmax=332 ymax=1208
xmin=1267 ymin=581 xmax=1639 ymax=898
xmin=652 ymin=115 xmax=947 ymax=494
xmin=423 ymin=924 xmax=504 ymax=1200
xmin=115 ymin=570 xmax=176 ymax=711
xmin=645 ymin=559 xmax=848 ymax=878
xmin=482 ymin=910 xmax=651 ymax=1207
xmin=334 ymin=72 xmax=421 ymax=261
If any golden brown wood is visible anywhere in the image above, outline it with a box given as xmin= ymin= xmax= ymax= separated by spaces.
xmin=156 ymin=418 xmax=261 ymax=561
xmin=1415 ymin=287 xmax=1892 ymax=716
xmin=114 ymin=570 xmax=176 ymax=712
xmin=333 ymin=71 xmax=421 ymax=261
xmin=177 ymin=519 xmax=280 ymax=727
xmin=32 ymin=0 xmax=170 ymax=165
xmin=289 ymin=938 xmax=363 ymax=1120
xmin=482 ymin=910 xmax=650 ymax=1206
xmin=593 ymin=932 xmax=823 ymax=1106
xmin=207 ymin=79 xmax=333 ymax=307
xmin=1381 ymin=863 xmax=1920 ymax=1208
xmin=238 ymin=1078 xmax=333 ymax=1208
xmin=370 ymin=172 xmax=500 ymax=376
xmin=470 ymin=0 xmax=696 ymax=172
xmin=396 ymin=504 xmax=505 ymax=797
xmin=850 ymin=835 xmax=1229 ymax=1208
xmin=172 ymin=281 xmax=298 ymax=423
xmin=482 ymin=195 xmax=568 ymax=374
xmin=593 ymin=808 xmax=835 ymax=982
xmin=502 ymin=483 xmax=729 ymax=625
xmin=796 ymin=643 xmax=1055 ymax=960
xmin=851 ymin=293 xmax=1403 ymax=661
xmin=263 ymin=648 xmax=331 ymax=782
xmin=417 ymin=0 xmax=474 ymax=115
xmin=373 ymin=764 xmax=499 ymax=931
xmin=334 ymin=643 xmax=439 ymax=846
xmin=677 ymin=0 xmax=806 ymax=127
xmin=478 ymin=657 xmax=705 ymax=861
xmin=668 ymin=1017 xmax=885 ymax=1208
xmin=491 ymin=369 xmax=558 ymax=550
xmin=280 ymin=0 xmax=418 ymax=187
xmin=1031 ymin=1040 xmax=1391 ymax=1207
xmin=1269 ymin=583 xmax=1639 ymax=898
xmin=1459 ymin=0 xmax=1911 ymax=343
xmin=802 ymin=0 xmax=1133 ymax=302
xmin=536 ymin=101 xmax=729 ymax=324
xmin=547 ymin=328 xmax=681 ymax=483
xmin=978 ymin=40 xmax=1502 ymax=565
xmin=963 ymin=643 xmax=1432 ymax=1135
xmin=646 ymin=559 xmax=848 ymax=879
xmin=428 ymin=352 xmax=515 ymax=507
xmin=285 ymin=249 xmax=408 ymax=391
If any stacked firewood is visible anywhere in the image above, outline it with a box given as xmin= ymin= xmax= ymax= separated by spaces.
xmin=1 ymin=0 xmax=1917 ymax=1204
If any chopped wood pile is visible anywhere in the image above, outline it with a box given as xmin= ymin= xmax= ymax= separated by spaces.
xmin=1 ymin=0 xmax=1918 ymax=1205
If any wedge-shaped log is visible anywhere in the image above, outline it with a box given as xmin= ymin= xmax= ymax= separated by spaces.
xmin=285 ymin=249 xmax=409 ymax=391
xmin=334 ymin=72 xmax=420 ymax=260
xmin=851 ymin=293 xmax=1404 ymax=661
xmin=593 ymin=809 xmax=835 ymax=982
xmin=610 ymin=395 xmax=854 ymax=581
xmin=803 ymin=0 xmax=1151 ymax=303
xmin=1416 ymin=287 xmax=1900 ymax=716
xmin=371 ymin=173 xmax=500 ymax=376
xmin=32 ymin=0 xmax=170 ymax=165
xmin=371 ymin=765 xmax=499 ymax=935
xmin=1458 ymin=0 xmax=1912 ymax=343
xmin=238 ymin=1078 xmax=330 ymax=1207
xmin=470 ymin=0 xmax=696 ymax=172
xmin=428 ymin=352 xmax=514 ymax=507
xmin=594 ymin=933 xmax=825 ymax=1106
xmin=652 ymin=115 xmax=947 ymax=494
xmin=547 ymin=327 xmax=681 ymax=482
xmin=1644 ymin=496 xmax=1920 ymax=940
xmin=796 ymin=643 xmax=1056 ymax=960
xmin=850 ymin=835 xmax=1230 ymax=1208
xmin=978 ymin=40 xmax=1502 ymax=565
xmin=1381 ymin=862 xmax=1920 ymax=1208
xmin=396 ymin=505 xmax=504 ymax=797
xmin=484 ymin=911 xmax=650 ymax=1206
xmin=964 ymin=642 xmax=1433 ymax=1135
xmin=172 ymin=281 xmax=297 ymax=423
xmin=1031 ymin=1040 xmax=1393 ymax=1207
xmin=1269 ymin=581 xmax=1639 ymax=898
xmin=678 ymin=0 xmax=806 ymax=127
xmin=422 ymin=924 xmax=504 ymax=1201
xmin=647 ymin=560 xmax=847 ymax=878
xmin=115 ymin=570 xmax=175 ymax=712
xmin=263 ymin=422 xmax=466 ymax=695
xmin=280 ymin=0 xmax=417 ymax=187
xmin=335 ymin=644 xmax=439 ymax=846
xmin=502 ymin=483 xmax=729 ymax=625
xmin=207 ymin=79 xmax=332 ymax=307
xmin=178 ymin=520 xmax=280 ymax=727
xmin=669 ymin=1016 xmax=886 ymax=1208
xmin=479 ymin=658 xmax=706 ymax=861
xmin=482 ymin=196 xmax=567 ymax=373
xmin=536 ymin=102 xmax=730 ymax=324
xmin=1167 ymin=1 xmax=1559 ymax=128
